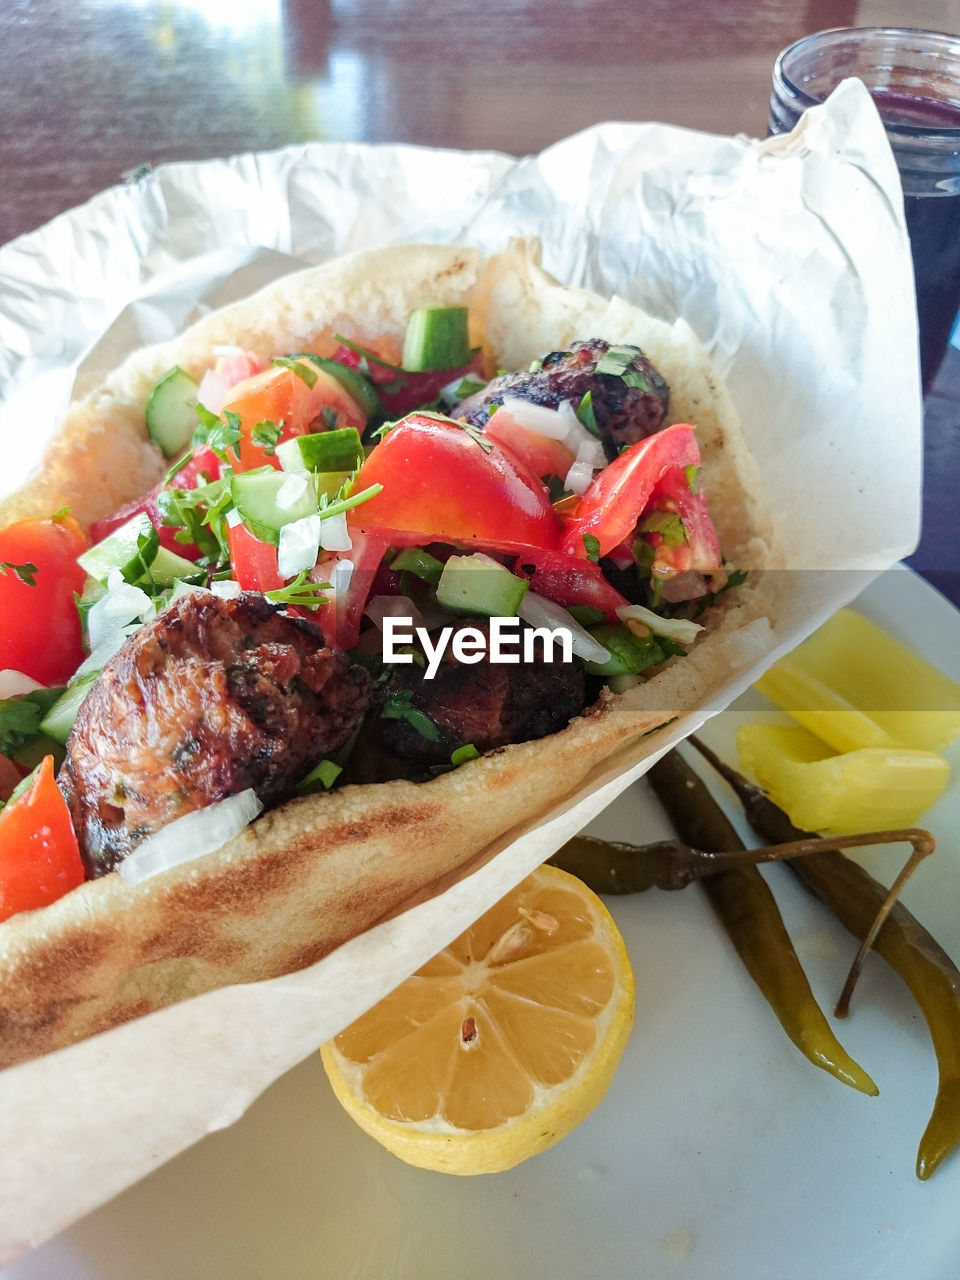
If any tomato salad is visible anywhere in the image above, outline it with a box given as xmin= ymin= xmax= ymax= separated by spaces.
xmin=0 ymin=308 xmax=735 ymax=921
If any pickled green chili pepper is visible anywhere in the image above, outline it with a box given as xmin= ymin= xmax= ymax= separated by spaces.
xmin=646 ymin=750 xmax=878 ymax=1097
xmin=690 ymin=734 xmax=960 ymax=1180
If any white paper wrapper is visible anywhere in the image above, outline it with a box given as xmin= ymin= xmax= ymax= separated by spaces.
xmin=0 ymin=78 xmax=921 ymax=1261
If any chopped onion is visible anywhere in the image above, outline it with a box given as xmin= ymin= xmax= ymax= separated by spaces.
xmin=319 ymin=509 xmax=352 ymax=553
xmin=211 ymin=343 xmax=247 ymax=358
xmin=278 ymin=514 xmax=322 ymax=578
xmin=365 ymin=594 xmax=424 ymax=631
xmin=0 ymin=670 xmax=45 ymax=698
xmin=330 ymin=557 xmax=355 ymax=598
xmin=86 ymin=571 xmax=155 ymax=652
xmin=500 ymin=397 xmax=569 ymax=440
xmin=564 ymin=454 xmax=595 ymax=495
xmin=616 ymin=603 xmax=704 ymax=646
xmin=276 ymin=473 xmax=310 ymax=511
xmin=225 ymin=507 xmax=243 ymax=528
xmin=118 ymin=789 xmax=263 ymax=886
xmin=518 ymin=591 xmax=611 ymax=664
xmin=196 ymin=368 xmax=231 ymax=416
xmin=209 ymin=578 xmax=242 ymax=600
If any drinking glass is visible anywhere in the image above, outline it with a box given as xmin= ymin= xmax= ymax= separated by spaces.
xmin=769 ymin=27 xmax=960 ymax=392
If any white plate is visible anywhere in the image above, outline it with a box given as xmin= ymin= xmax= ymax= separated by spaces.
xmin=5 ymin=568 xmax=960 ymax=1280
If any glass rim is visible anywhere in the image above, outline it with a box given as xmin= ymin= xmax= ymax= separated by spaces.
xmin=773 ymin=26 xmax=960 ymax=140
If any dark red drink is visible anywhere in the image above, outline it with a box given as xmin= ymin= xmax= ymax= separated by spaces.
xmin=769 ymin=29 xmax=960 ymax=392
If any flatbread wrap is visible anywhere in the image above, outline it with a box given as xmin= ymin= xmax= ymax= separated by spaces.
xmin=0 ymin=239 xmax=780 ymax=1071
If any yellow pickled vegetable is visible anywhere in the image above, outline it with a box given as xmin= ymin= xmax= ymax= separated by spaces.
xmin=737 ymin=724 xmax=951 ymax=836
xmin=755 ymin=609 xmax=960 ymax=753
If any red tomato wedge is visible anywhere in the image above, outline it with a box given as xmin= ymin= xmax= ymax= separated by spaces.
xmin=227 ymin=519 xmax=285 ymax=594
xmin=313 ymin=530 xmax=392 ymax=652
xmin=223 ymin=363 xmax=368 ymax=472
xmin=350 ymin=414 xmax=563 ymax=555
xmin=560 ymin=423 xmax=718 ymax=562
xmin=512 ymin=547 xmax=629 ymax=620
xmin=0 ymin=756 xmax=84 ymax=922
xmin=484 ymin=405 xmax=576 ymax=481
xmin=0 ymin=515 xmax=88 ymax=686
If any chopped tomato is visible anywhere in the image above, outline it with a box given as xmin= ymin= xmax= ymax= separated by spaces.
xmin=331 ymin=344 xmax=484 ymax=418
xmin=214 ymin=350 xmax=266 ymax=385
xmin=0 ymin=515 xmax=87 ymax=686
xmin=89 ymin=446 xmax=222 ymax=560
xmin=484 ymin=405 xmax=576 ymax=481
xmin=512 ymin=547 xmax=629 ymax=620
xmin=223 ymin=363 xmax=367 ymax=472
xmin=560 ymin=423 xmax=718 ymax=563
xmin=351 ymin=414 xmax=564 ymax=555
xmin=645 ymin=466 xmax=723 ymax=573
xmin=227 ymin=520 xmax=285 ymax=594
xmin=0 ymin=756 xmax=85 ymax=922
xmin=313 ymin=530 xmax=392 ymax=651
xmin=0 ymin=757 xmax=26 ymax=804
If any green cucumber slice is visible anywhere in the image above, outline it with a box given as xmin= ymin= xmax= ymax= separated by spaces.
xmin=436 ymin=554 xmax=528 ymax=617
xmin=291 ymin=355 xmax=382 ymax=422
xmin=230 ymin=470 xmax=320 ymax=544
xmin=78 ymin=513 xmax=199 ymax=585
xmin=276 ymin=428 xmax=364 ymax=474
xmin=145 ymin=366 xmax=200 ymax=458
xmin=401 ymin=307 xmax=471 ymax=372
xmin=39 ymin=673 xmax=99 ymax=745
xmin=580 ymin=623 xmax=666 ymax=677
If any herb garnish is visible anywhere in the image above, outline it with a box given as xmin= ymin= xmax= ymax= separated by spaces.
xmin=380 ymin=689 xmax=441 ymax=742
xmin=264 ymin=570 xmax=331 ymax=612
xmin=0 ymin=561 xmax=38 ymax=587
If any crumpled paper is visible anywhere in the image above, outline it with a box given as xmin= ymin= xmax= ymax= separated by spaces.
xmin=0 ymin=78 xmax=921 ymax=1262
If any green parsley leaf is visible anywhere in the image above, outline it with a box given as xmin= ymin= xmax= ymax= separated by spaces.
xmin=595 ymin=344 xmax=650 ymax=392
xmin=264 ymin=570 xmax=331 ymax=612
xmin=272 ymin=356 xmax=318 ymax=388
xmin=251 ymin=420 xmax=283 ymax=456
xmin=582 ymin=533 xmax=601 ymax=562
xmin=0 ymin=561 xmax=38 ymax=587
xmin=576 ymin=391 xmax=600 ymax=438
xmin=295 ymin=758 xmax=343 ymax=795
xmin=638 ymin=511 xmax=687 ymax=547
xmin=0 ymin=689 xmax=63 ymax=757
xmin=459 ymin=422 xmax=493 ymax=453
xmin=332 ymin=334 xmax=404 ymax=374
xmin=380 ymin=689 xmax=441 ymax=742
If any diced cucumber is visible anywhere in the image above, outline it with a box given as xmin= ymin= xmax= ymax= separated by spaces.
xmin=276 ymin=428 xmax=364 ymax=475
xmin=145 ymin=366 xmax=200 ymax=458
xmin=436 ymin=554 xmax=528 ymax=617
xmin=291 ymin=355 xmax=382 ymax=422
xmin=389 ymin=547 xmax=444 ymax=586
xmin=78 ymin=513 xmax=199 ymax=585
xmin=230 ymin=469 xmax=320 ymax=545
xmin=39 ymin=673 xmax=99 ymax=745
xmin=580 ymin=624 xmax=666 ymax=677
xmin=401 ymin=307 xmax=471 ymax=372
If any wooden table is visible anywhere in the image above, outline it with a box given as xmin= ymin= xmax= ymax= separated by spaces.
xmin=1 ymin=0 xmax=957 ymax=604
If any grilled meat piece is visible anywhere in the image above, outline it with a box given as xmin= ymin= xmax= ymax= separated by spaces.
xmin=454 ymin=338 xmax=670 ymax=461
xmin=59 ymin=592 xmax=371 ymax=877
xmin=378 ymin=619 xmax=589 ymax=769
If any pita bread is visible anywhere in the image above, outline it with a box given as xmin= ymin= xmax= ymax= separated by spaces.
xmin=0 ymin=240 xmax=780 ymax=1070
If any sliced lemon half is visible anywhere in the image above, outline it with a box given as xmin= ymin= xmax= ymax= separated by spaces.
xmin=321 ymin=864 xmax=635 ymax=1175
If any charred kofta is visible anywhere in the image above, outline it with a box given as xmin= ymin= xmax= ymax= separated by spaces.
xmin=454 ymin=339 xmax=670 ymax=461
xmin=58 ymin=591 xmax=372 ymax=877
xmin=377 ymin=619 xmax=590 ymax=770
